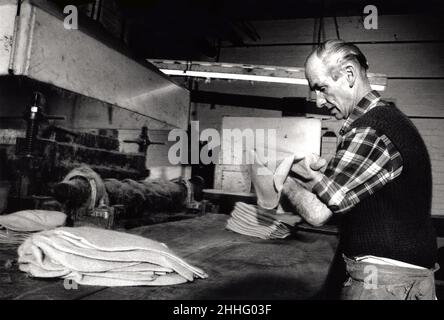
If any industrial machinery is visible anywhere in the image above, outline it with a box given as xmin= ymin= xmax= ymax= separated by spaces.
xmin=52 ymin=166 xmax=205 ymax=229
xmin=0 ymin=90 xmax=207 ymax=229
xmin=0 ymin=1 xmax=193 ymax=228
xmin=123 ymin=126 xmax=165 ymax=154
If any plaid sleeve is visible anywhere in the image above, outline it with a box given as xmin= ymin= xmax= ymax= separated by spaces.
xmin=312 ymin=127 xmax=403 ymax=214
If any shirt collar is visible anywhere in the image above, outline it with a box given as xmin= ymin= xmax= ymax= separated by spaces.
xmin=339 ymin=90 xmax=381 ymax=136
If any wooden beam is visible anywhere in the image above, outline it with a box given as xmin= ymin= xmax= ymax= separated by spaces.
xmin=221 ymin=15 xmax=444 ymax=46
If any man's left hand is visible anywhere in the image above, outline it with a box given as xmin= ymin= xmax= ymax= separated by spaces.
xmin=290 ymin=153 xmax=326 ymax=191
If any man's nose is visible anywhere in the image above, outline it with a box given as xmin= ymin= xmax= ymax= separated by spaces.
xmin=315 ymin=91 xmax=326 ymax=109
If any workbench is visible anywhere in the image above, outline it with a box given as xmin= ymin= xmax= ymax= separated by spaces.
xmin=0 ymin=213 xmax=339 ymax=300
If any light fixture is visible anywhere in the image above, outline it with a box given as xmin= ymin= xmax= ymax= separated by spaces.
xmin=148 ymin=59 xmax=387 ymax=91
xmin=160 ymin=69 xmax=310 ymax=85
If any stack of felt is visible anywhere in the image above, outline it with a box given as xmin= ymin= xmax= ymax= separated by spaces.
xmin=226 ymin=202 xmax=301 ymax=240
xmin=18 ymin=226 xmax=208 ymax=287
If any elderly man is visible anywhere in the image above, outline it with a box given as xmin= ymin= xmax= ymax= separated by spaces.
xmin=282 ymin=39 xmax=439 ymax=300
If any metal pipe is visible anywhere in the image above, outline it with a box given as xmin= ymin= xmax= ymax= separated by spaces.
xmin=333 ymin=15 xmax=340 ymax=39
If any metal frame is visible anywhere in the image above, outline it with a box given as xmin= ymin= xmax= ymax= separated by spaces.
xmin=0 ymin=0 xmax=190 ymax=129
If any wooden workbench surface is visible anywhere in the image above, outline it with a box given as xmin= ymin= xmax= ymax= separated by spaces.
xmin=0 ymin=213 xmax=339 ymax=300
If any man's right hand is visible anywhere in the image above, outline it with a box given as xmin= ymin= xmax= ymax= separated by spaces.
xmin=289 ymin=153 xmax=327 ymax=191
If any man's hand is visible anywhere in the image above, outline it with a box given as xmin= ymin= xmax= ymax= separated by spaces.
xmin=290 ymin=153 xmax=327 ymax=191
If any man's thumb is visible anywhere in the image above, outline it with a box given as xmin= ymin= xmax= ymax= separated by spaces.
xmin=310 ymin=158 xmax=327 ymax=171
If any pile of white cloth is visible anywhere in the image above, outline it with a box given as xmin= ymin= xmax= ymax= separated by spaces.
xmin=226 ymin=148 xmax=302 ymax=239
xmin=226 ymin=202 xmax=301 ymax=240
xmin=0 ymin=210 xmax=67 ymax=247
xmin=18 ymin=226 xmax=208 ymax=287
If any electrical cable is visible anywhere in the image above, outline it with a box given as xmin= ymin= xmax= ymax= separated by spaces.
xmin=317 ymin=16 xmax=323 ymax=44
xmin=334 ymin=15 xmax=340 ymax=39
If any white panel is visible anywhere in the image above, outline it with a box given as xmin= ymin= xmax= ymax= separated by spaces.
xmin=148 ymin=166 xmax=191 ymax=181
xmin=221 ymin=170 xmax=251 ymax=193
xmin=217 ymin=117 xmax=322 ymax=192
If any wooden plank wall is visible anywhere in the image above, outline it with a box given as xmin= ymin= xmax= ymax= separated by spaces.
xmin=195 ymin=14 xmax=444 ymax=215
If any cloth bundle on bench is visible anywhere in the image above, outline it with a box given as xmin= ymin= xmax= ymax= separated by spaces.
xmin=0 ymin=210 xmax=67 ymax=247
xmin=18 ymin=226 xmax=208 ymax=287
xmin=226 ymin=202 xmax=301 ymax=239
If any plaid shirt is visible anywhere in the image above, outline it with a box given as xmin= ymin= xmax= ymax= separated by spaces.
xmin=312 ymin=90 xmax=403 ymax=214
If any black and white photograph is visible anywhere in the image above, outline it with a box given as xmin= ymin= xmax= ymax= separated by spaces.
xmin=0 ymin=0 xmax=444 ymax=308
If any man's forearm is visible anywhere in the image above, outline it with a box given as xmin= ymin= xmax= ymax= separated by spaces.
xmin=282 ymin=177 xmax=332 ymax=226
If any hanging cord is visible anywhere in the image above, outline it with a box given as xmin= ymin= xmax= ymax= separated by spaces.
xmin=333 ymin=15 xmax=341 ymax=39
xmin=309 ymin=14 xmax=324 ymax=101
xmin=216 ymin=39 xmax=221 ymax=62
xmin=317 ymin=0 xmax=325 ymax=45
xmin=317 ymin=15 xmax=323 ymax=44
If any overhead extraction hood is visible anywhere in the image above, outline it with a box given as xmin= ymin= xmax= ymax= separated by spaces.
xmin=0 ymin=0 xmax=190 ymax=129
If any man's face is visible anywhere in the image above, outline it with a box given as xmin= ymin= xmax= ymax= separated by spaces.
xmin=305 ymin=55 xmax=355 ymax=120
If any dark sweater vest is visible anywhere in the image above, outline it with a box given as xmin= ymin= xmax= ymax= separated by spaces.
xmin=340 ymin=101 xmax=437 ymax=268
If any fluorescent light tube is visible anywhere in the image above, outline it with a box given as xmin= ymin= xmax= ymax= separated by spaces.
xmin=160 ymin=69 xmax=385 ymax=91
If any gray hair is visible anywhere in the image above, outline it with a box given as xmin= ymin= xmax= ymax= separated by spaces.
xmin=307 ymin=39 xmax=369 ymax=78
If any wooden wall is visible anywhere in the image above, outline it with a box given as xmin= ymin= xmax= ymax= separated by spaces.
xmin=194 ymin=14 xmax=444 ymax=215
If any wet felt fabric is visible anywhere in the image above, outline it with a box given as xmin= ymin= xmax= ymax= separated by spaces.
xmin=226 ymin=202 xmax=301 ymax=239
xmin=18 ymin=226 xmax=208 ymax=287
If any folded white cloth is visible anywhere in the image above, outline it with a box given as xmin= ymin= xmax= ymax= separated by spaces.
xmin=226 ymin=202 xmax=301 ymax=239
xmin=0 ymin=210 xmax=67 ymax=232
xmin=0 ymin=210 xmax=67 ymax=247
xmin=18 ymin=226 xmax=208 ymax=287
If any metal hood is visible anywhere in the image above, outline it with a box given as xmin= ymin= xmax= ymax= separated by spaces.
xmin=0 ymin=0 xmax=190 ymax=129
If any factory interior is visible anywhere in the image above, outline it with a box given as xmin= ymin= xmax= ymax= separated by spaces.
xmin=0 ymin=0 xmax=444 ymax=301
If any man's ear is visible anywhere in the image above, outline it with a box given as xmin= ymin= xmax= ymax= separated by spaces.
xmin=343 ymin=62 xmax=357 ymax=88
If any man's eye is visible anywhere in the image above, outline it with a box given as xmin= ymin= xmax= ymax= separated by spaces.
xmin=320 ymin=87 xmax=326 ymax=92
